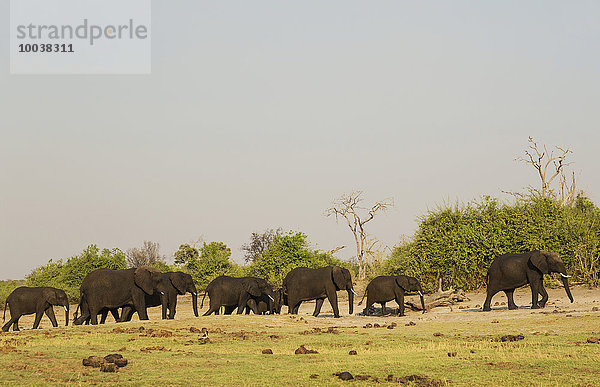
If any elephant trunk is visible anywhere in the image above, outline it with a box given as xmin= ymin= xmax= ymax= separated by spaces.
xmin=348 ymin=289 xmax=354 ymax=315
xmin=191 ymin=291 xmax=199 ymax=317
xmin=64 ymin=305 xmax=69 ymax=326
xmin=418 ymin=291 xmax=426 ymax=313
xmin=561 ymin=275 xmax=574 ymax=303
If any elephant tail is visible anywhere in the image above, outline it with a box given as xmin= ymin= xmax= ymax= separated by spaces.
xmin=357 ymin=288 xmax=368 ymax=306
xmin=2 ymin=299 xmax=7 ymax=322
xmin=200 ymin=292 xmax=207 ymax=309
xmin=74 ymin=294 xmax=84 ymax=319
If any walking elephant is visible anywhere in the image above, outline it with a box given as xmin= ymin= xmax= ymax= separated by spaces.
xmin=283 ymin=266 xmax=356 ymax=318
xmin=73 ymin=267 xmax=165 ymax=325
xmin=120 ymin=271 xmax=199 ymax=321
xmin=200 ymin=276 xmax=275 ymax=316
xmin=2 ymin=287 xmax=69 ymax=331
xmin=358 ymin=275 xmax=425 ymax=316
xmin=483 ymin=250 xmax=574 ymax=311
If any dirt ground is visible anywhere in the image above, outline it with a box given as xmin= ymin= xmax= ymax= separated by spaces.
xmin=7 ymin=284 xmax=598 ymax=329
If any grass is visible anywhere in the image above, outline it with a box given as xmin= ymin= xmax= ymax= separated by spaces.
xmin=1 ymin=311 xmax=600 ymax=386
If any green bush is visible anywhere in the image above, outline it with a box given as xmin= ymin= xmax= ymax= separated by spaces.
xmin=0 ymin=280 xmax=26 ymax=312
xmin=385 ymin=195 xmax=600 ymax=291
xmin=25 ymin=244 xmax=127 ymax=302
xmin=178 ymin=242 xmax=243 ymax=290
xmin=246 ymin=231 xmax=347 ymax=287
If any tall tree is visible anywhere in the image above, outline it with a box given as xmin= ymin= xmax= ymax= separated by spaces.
xmin=126 ymin=241 xmax=165 ymax=268
xmin=241 ymin=228 xmax=283 ymax=263
xmin=326 ymin=191 xmax=393 ymax=279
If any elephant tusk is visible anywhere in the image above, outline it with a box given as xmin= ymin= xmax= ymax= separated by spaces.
xmin=268 ymin=295 xmax=274 ymax=301
xmin=63 ymin=306 xmax=68 ymax=312
xmin=418 ymin=291 xmax=423 ymax=297
xmin=560 ymin=273 xmax=571 ymax=278
xmin=350 ymin=289 xmax=357 ymax=296
xmin=160 ymin=291 xmax=165 ymax=295
xmin=192 ymin=292 xmax=197 ymax=296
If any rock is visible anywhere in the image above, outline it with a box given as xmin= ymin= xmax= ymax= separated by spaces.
xmin=355 ymin=375 xmax=370 ymax=380
xmin=433 ymin=332 xmax=443 ymax=337
xmin=100 ymin=363 xmax=118 ymax=373
xmin=309 ymin=374 xmax=319 ymax=379
xmin=592 ymin=307 xmax=599 ymax=312
xmin=447 ymin=352 xmax=457 ymax=357
xmin=262 ymin=349 xmax=273 ymax=354
xmin=491 ymin=320 xmax=499 ymax=323
xmin=348 ymin=350 xmax=357 ymax=355
xmin=114 ymin=359 xmax=128 ymax=367
xmin=405 ymin=321 xmax=416 ymax=326
xmin=586 ymin=337 xmax=600 ymax=344
xmin=385 ymin=374 xmax=394 ymax=382
xmin=190 ymin=327 xmax=202 ymax=333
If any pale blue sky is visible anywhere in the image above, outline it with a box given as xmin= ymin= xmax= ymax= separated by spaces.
xmin=1 ymin=1 xmax=599 ymax=279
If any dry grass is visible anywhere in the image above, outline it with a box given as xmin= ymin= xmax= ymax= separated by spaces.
xmin=1 ymin=289 xmax=600 ymax=386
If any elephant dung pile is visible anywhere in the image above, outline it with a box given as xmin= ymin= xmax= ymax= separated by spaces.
xmin=82 ymin=353 xmax=128 ymax=372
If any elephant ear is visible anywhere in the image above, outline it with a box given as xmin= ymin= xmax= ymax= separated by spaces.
xmin=332 ymin=266 xmax=346 ymax=290
xmin=169 ymin=273 xmax=187 ymax=295
xmin=395 ymin=276 xmax=411 ymax=291
xmin=134 ymin=267 xmax=155 ymax=295
xmin=44 ymin=288 xmax=59 ymax=305
xmin=244 ymin=280 xmax=261 ymax=297
xmin=530 ymin=251 xmax=549 ymax=274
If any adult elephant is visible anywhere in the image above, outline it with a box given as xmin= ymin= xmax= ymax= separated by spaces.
xmin=283 ymin=266 xmax=356 ymax=318
xmin=2 ymin=287 xmax=69 ymax=331
xmin=358 ymin=275 xmax=426 ymax=316
xmin=73 ymin=267 xmax=165 ymax=325
xmin=200 ymin=276 xmax=275 ymax=316
xmin=483 ymin=250 xmax=574 ymax=311
xmin=120 ymin=272 xmax=199 ymax=321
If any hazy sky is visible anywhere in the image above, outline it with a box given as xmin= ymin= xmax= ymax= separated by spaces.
xmin=1 ymin=1 xmax=599 ymax=279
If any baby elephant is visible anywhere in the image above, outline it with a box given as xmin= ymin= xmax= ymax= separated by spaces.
xmin=2 ymin=286 xmax=70 ymax=332
xmin=358 ymin=275 xmax=426 ymax=316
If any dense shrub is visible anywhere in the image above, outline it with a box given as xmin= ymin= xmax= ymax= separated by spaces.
xmin=385 ymin=195 xmax=600 ymax=291
xmin=246 ymin=231 xmax=348 ymax=287
xmin=25 ymin=245 xmax=127 ymax=302
xmin=177 ymin=242 xmax=243 ymax=290
xmin=0 ymin=280 xmax=26 ymax=311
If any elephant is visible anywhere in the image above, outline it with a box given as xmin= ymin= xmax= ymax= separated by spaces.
xmin=73 ymin=266 xmax=165 ymax=325
xmin=483 ymin=250 xmax=574 ymax=311
xmin=282 ymin=266 xmax=356 ymax=318
xmin=2 ymin=287 xmax=69 ymax=331
xmin=120 ymin=271 xmax=199 ymax=321
xmin=200 ymin=276 xmax=275 ymax=316
xmin=358 ymin=275 xmax=425 ymax=316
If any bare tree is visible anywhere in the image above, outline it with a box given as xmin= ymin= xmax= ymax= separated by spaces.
xmin=241 ymin=228 xmax=283 ymax=263
xmin=325 ymin=191 xmax=393 ymax=279
xmin=126 ymin=241 xmax=165 ymax=268
xmin=506 ymin=137 xmax=578 ymax=206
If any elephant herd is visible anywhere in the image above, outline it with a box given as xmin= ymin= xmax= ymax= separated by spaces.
xmin=2 ymin=250 xmax=574 ymax=332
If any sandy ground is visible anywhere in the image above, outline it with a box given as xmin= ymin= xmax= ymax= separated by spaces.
xmin=5 ymin=284 xmax=599 ymax=330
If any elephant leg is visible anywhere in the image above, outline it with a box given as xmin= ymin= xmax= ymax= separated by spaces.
xmin=395 ymin=295 xmax=405 ymax=316
xmin=2 ymin=316 xmax=18 ymax=332
xmin=237 ymin=294 xmax=251 ymax=314
xmin=45 ymin=307 xmax=58 ymax=327
xmin=529 ymin=283 xmax=541 ymax=309
xmin=505 ymin=290 xmax=518 ymax=310
xmin=313 ymin=298 xmax=325 ymax=317
xmin=203 ymin=300 xmax=221 ymax=316
xmin=99 ymin=310 xmax=109 ymax=324
xmin=326 ymin=288 xmax=340 ymax=318
xmin=110 ymin=309 xmax=120 ymax=322
xmin=246 ymin=299 xmax=258 ymax=314
xmin=132 ymin=292 xmax=149 ymax=320
xmin=538 ymin=285 xmax=549 ymax=308
xmin=483 ymin=289 xmax=498 ymax=311
xmin=381 ymin=302 xmax=386 ymax=316
xmin=169 ymin=298 xmax=177 ymax=319
xmin=32 ymin=311 xmax=44 ymax=329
